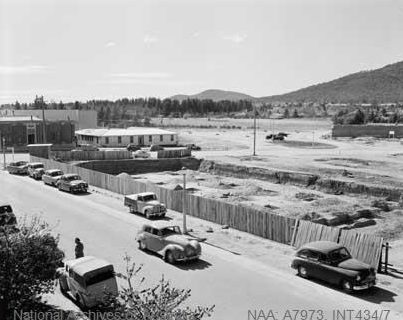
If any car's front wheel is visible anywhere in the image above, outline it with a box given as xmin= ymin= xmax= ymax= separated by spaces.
xmin=341 ymin=279 xmax=353 ymax=293
xmin=297 ymin=265 xmax=308 ymax=278
xmin=165 ymin=250 xmax=176 ymax=264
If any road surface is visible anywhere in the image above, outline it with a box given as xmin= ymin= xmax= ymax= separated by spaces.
xmin=1 ymin=170 xmax=401 ymax=320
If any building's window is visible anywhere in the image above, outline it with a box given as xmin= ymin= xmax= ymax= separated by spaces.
xmin=149 ymin=136 xmax=152 ymax=142
xmin=118 ymin=136 xmax=122 ymax=144
xmin=130 ymin=136 xmax=134 ymax=143
xmin=160 ymin=135 xmax=163 ymax=142
xmin=105 ymin=137 xmax=109 ymax=144
xmin=170 ymin=135 xmax=174 ymax=141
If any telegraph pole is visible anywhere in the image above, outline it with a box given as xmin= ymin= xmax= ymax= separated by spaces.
xmin=42 ymin=102 xmax=47 ymax=143
xmin=182 ymin=167 xmax=187 ymax=234
xmin=253 ymin=104 xmax=257 ymax=156
xmin=2 ymin=135 xmax=6 ymax=170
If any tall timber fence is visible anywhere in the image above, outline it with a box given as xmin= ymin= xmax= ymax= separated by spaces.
xmin=31 ymin=156 xmax=383 ymax=269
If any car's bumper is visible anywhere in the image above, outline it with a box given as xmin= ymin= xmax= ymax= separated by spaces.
xmin=353 ymin=279 xmax=376 ymax=290
xmin=72 ymin=187 xmax=88 ymax=193
xmin=150 ymin=212 xmax=166 ymax=217
xmin=176 ymin=254 xmax=201 ymax=262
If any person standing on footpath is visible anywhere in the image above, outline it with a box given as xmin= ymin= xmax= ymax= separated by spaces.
xmin=75 ymin=237 xmax=84 ymax=259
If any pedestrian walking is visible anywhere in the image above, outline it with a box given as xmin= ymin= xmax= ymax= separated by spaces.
xmin=75 ymin=237 xmax=84 ymax=259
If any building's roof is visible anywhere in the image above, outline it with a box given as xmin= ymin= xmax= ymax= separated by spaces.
xmin=0 ymin=116 xmax=41 ymax=122
xmin=299 ymin=241 xmax=344 ymax=254
xmin=66 ymin=256 xmax=113 ymax=276
xmin=76 ymin=127 xmax=176 ymax=137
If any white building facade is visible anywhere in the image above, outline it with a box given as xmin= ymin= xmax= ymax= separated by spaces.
xmin=75 ymin=127 xmax=178 ymax=147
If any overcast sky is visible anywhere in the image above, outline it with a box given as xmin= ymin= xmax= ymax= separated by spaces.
xmin=1 ymin=0 xmax=403 ymax=103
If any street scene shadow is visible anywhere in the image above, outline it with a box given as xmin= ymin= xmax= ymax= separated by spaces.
xmin=300 ymin=276 xmax=397 ymax=304
xmin=174 ymin=258 xmax=212 ymax=271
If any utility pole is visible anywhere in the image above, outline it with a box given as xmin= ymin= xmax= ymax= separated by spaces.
xmin=182 ymin=167 xmax=187 ymax=234
xmin=253 ymin=104 xmax=257 ymax=156
xmin=42 ymin=102 xmax=46 ymax=143
xmin=2 ymin=135 xmax=6 ymax=170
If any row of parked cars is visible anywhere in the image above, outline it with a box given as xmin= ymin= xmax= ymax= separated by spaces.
xmin=6 ymin=161 xmax=88 ymax=194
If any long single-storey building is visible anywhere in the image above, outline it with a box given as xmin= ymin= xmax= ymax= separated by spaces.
xmin=75 ymin=127 xmax=178 ymax=147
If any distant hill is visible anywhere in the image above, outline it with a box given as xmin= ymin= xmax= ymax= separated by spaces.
xmin=259 ymin=61 xmax=403 ymax=103
xmin=170 ymin=89 xmax=256 ymax=102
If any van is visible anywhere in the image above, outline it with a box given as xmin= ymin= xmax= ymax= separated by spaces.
xmin=58 ymin=256 xmax=118 ymax=309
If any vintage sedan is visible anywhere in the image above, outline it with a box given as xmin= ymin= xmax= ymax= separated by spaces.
xmin=291 ymin=241 xmax=376 ymax=292
xmin=6 ymin=161 xmax=28 ymax=175
xmin=57 ymin=174 xmax=88 ymax=193
xmin=42 ymin=169 xmax=64 ymax=186
xmin=136 ymin=222 xmax=201 ymax=264
xmin=27 ymin=162 xmax=44 ymax=179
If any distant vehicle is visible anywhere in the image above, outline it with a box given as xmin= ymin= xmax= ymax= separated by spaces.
xmin=133 ymin=150 xmax=151 ymax=158
xmin=124 ymin=192 xmax=166 ymax=219
xmin=136 ymin=222 xmax=201 ymax=264
xmin=185 ymin=144 xmax=201 ymax=151
xmin=6 ymin=161 xmax=28 ymax=175
xmin=32 ymin=168 xmax=45 ymax=180
xmin=149 ymin=144 xmax=164 ymax=152
xmin=57 ymin=256 xmax=118 ymax=309
xmin=265 ymin=132 xmax=288 ymax=141
xmin=291 ymin=241 xmax=376 ymax=292
xmin=0 ymin=203 xmax=17 ymax=227
xmin=27 ymin=162 xmax=44 ymax=178
xmin=42 ymin=169 xmax=64 ymax=186
xmin=57 ymin=174 xmax=88 ymax=194
xmin=126 ymin=144 xmax=141 ymax=152
xmin=76 ymin=144 xmax=99 ymax=151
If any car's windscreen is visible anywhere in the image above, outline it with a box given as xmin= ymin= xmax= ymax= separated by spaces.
xmin=50 ymin=171 xmax=63 ymax=176
xmin=67 ymin=175 xmax=80 ymax=181
xmin=0 ymin=206 xmax=12 ymax=214
xmin=32 ymin=164 xmax=44 ymax=169
xmin=85 ymin=269 xmax=115 ymax=286
xmin=143 ymin=194 xmax=156 ymax=201
xmin=329 ymin=248 xmax=351 ymax=263
xmin=161 ymin=226 xmax=181 ymax=236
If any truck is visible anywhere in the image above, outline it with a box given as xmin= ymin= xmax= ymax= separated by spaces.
xmin=124 ymin=192 xmax=166 ymax=219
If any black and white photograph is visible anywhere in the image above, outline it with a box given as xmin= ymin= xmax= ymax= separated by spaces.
xmin=1 ymin=0 xmax=403 ymax=319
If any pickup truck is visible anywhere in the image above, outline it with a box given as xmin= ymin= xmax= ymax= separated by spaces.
xmin=124 ymin=192 xmax=166 ymax=219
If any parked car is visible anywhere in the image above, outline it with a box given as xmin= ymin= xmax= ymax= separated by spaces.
xmin=291 ymin=241 xmax=376 ymax=292
xmin=133 ymin=150 xmax=151 ymax=158
xmin=265 ymin=132 xmax=288 ymax=141
xmin=57 ymin=174 xmax=88 ymax=194
xmin=185 ymin=144 xmax=201 ymax=151
xmin=57 ymin=256 xmax=118 ymax=309
xmin=0 ymin=203 xmax=17 ymax=227
xmin=6 ymin=161 xmax=28 ymax=175
xmin=31 ymin=168 xmax=45 ymax=180
xmin=136 ymin=222 xmax=201 ymax=264
xmin=124 ymin=192 xmax=166 ymax=219
xmin=27 ymin=162 xmax=44 ymax=178
xmin=42 ymin=169 xmax=64 ymax=186
xmin=149 ymin=144 xmax=164 ymax=152
xmin=126 ymin=144 xmax=141 ymax=152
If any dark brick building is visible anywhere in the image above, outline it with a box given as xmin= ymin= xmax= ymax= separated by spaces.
xmin=0 ymin=116 xmax=74 ymax=151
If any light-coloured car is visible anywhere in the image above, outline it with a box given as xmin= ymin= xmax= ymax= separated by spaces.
xmin=42 ymin=169 xmax=64 ymax=186
xmin=124 ymin=192 xmax=166 ymax=219
xmin=57 ymin=173 xmax=88 ymax=193
xmin=133 ymin=150 xmax=151 ymax=158
xmin=136 ymin=222 xmax=201 ymax=264
xmin=57 ymin=256 xmax=118 ymax=309
xmin=27 ymin=162 xmax=44 ymax=178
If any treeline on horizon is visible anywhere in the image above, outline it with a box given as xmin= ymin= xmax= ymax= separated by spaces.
xmin=332 ymin=105 xmax=403 ymax=125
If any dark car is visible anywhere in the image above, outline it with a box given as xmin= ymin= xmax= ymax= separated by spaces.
xmin=149 ymin=144 xmax=164 ymax=152
xmin=127 ymin=144 xmax=141 ymax=152
xmin=291 ymin=241 xmax=376 ymax=292
xmin=265 ymin=132 xmax=288 ymax=141
xmin=185 ymin=144 xmax=201 ymax=151
xmin=6 ymin=161 xmax=28 ymax=174
xmin=0 ymin=203 xmax=17 ymax=227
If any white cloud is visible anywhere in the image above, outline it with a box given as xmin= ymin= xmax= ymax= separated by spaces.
xmin=143 ymin=34 xmax=159 ymax=44
xmin=0 ymin=65 xmax=49 ymax=75
xmin=222 ymin=33 xmax=247 ymax=44
xmin=105 ymin=41 xmax=116 ymax=48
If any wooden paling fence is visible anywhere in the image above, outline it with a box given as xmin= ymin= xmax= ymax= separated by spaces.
xmin=52 ymin=150 xmax=132 ymax=161
xmin=31 ymin=156 xmax=383 ymax=269
xmin=292 ymin=220 xmax=383 ymax=269
xmin=157 ymin=149 xmax=191 ymax=158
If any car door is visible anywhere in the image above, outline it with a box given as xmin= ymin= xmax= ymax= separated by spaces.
xmin=317 ymin=254 xmax=341 ymax=285
xmin=303 ymin=250 xmax=323 ymax=279
xmin=146 ymin=228 xmax=164 ymax=253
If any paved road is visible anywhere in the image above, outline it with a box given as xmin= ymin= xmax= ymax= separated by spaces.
xmin=1 ymin=170 xmax=401 ymax=320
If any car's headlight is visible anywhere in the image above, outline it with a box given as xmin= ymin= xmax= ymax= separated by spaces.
xmin=356 ymin=274 xmax=361 ymax=281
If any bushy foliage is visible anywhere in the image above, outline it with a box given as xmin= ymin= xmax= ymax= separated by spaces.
xmin=102 ymin=255 xmax=214 ymax=320
xmin=0 ymin=217 xmax=64 ymax=319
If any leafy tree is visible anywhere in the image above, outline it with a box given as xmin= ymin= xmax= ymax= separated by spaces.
xmin=104 ymin=255 xmax=214 ymax=320
xmin=292 ymin=109 xmax=299 ymax=118
xmin=0 ymin=217 xmax=65 ymax=319
xmin=283 ymin=108 xmax=290 ymax=118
